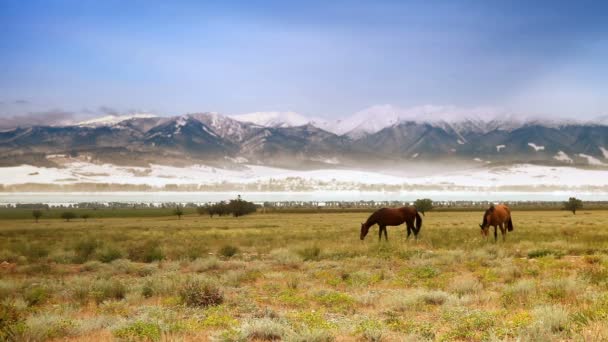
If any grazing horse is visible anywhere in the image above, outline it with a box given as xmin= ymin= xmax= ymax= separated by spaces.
xmin=360 ymin=207 xmax=422 ymax=241
xmin=479 ymin=204 xmax=514 ymax=242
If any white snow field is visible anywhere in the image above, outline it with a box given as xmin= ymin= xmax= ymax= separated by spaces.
xmin=1 ymin=162 xmax=608 ymax=189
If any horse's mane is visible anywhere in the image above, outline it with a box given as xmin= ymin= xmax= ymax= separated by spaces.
xmin=365 ymin=208 xmax=385 ymax=226
xmin=482 ymin=205 xmax=495 ymax=226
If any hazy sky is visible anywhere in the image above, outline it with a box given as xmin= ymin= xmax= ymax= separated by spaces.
xmin=1 ymin=0 xmax=607 ymax=123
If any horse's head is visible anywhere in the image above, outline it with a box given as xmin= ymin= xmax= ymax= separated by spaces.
xmin=479 ymin=223 xmax=489 ymax=237
xmin=360 ymin=222 xmax=370 ymax=240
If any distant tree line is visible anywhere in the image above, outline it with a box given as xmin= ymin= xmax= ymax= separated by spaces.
xmin=197 ymin=196 xmax=257 ymax=217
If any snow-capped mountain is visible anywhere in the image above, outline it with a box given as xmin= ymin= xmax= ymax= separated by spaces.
xmin=77 ymin=113 xmax=156 ymax=127
xmin=230 ymin=111 xmax=313 ymax=128
xmin=2 ymin=109 xmax=608 ymax=169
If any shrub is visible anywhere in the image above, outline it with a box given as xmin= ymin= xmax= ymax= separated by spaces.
xmin=449 ymin=275 xmax=482 ymax=296
xmin=173 ymin=206 xmax=184 ymax=220
xmin=502 ymin=279 xmax=536 ymax=306
xmin=420 ymin=290 xmax=450 ymax=305
xmin=543 ymin=278 xmax=578 ymax=300
xmin=270 ymin=248 xmax=303 ymax=266
xmin=414 ymin=198 xmax=433 ymax=215
xmin=563 ymin=197 xmax=583 ymax=215
xmin=219 ymin=245 xmax=239 ymax=258
xmin=32 ymin=210 xmax=43 ymax=223
xmin=97 ymin=246 xmax=123 ymax=263
xmin=315 ymin=291 xmax=354 ymax=311
xmin=141 ymin=280 xmax=154 ymax=298
xmin=82 ymin=260 xmax=103 ymax=272
xmin=240 ymin=318 xmax=290 ymax=341
xmin=530 ymin=305 xmax=570 ymax=333
xmin=179 ymin=279 xmax=223 ymax=308
xmin=527 ymin=249 xmax=557 ymax=259
xmin=356 ymin=319 xmax=385 ymax=342
xmin=0 ymin=302 xmax=24 ymax=341
xmin=74 ymin=239 xmax=98 ymax=263
xmin=69 ymin=279 xmax=91 ymax=304
xmin=22 ymin=313 xmax=76 ymax=341
xmin=91 ymin=279 xmax=127 ymax=304
xmin=60 ymin=212 xmax=76 ymax=222
xmin=23 ymin=286 xmax=50 ymax=306
xmin=190 ymin=256 xmax=220 ymax=272
xmin=128 ymin=241 xmax=164 ymax=263
xmin=113 ymin=321 xmax=161 ymax=341
xmin=289 ymin=329 xmax=335 ymax=342
xmin=298 ymin=246 xmax=321 ymax=261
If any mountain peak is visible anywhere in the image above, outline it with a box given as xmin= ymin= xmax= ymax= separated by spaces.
xmin=230 ymin=111 xmax=312 ymax=128
xmin=77 ymin=113 xmax=157 ymax=127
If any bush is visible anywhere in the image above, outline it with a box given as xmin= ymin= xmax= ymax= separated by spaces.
xmin=23 ymin=286 xmax=50 ymax=306
xmin=356 ymin=319 xmax=385 ymax=342
xmin=128 ymin=241 xmax=164 ymax=263
xmin=91 ymin=279 xmax=127 ymax=304
xmin=32 ymin=210 xmax=43 ymax=223
xmin=22 ymin=313 xmax=76 ymax=341
xmin=219 ymin=245 xmax=239 ymax=258
xmin=74 ymin=239 xmax=98 ymax=263
xmin=190 ymin=256 xmax=220 ymax=272
xmin=0 ymin=302 xmax=24 ymax=341
xmin=141 ymin=280 xmax=154 ymax=298
xmin=449 ymin=275 xmax=482 ymax=296
xmin=298 ymin=246 xmax=321 ymax=261
xmin=240 ymin=318 xmax=290 ymax=341
xmin=270 ymin=248 xmax=303 ymax=266
xmin=60 ymin=212 xmax=77 ymax=222
xmin=179 ymin=279 xmax=223 ymax=308
xmin=113 ymin=321 xmax=161 ymax=341
xmin=414 ymin=198 xmax=433 ymax=215
xmin=173 ymin=206 xmax=184 ymax=220
xmin=531 ymin=305 xmax=570 ymax=333
xmin=97 ymin=246 xmax=123 ymax=263
xmin=528 ymin=249 xmax=562 ymax=259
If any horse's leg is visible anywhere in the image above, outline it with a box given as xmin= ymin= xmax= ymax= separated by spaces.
xmin=378 ymin=226 xmax=383 ymax=242
xmin=500 ymin=223 xmax=506 ymax=242
xmin=406 ymin=223 xmax=412 ymax=240
xmin=384 ymin=226 xmax=388 ymax=241
xmin=494 ymin=225 xmax=498 ymax=242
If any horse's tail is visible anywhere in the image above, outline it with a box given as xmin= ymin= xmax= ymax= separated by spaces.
xmin=415 ymin=210 xmax=422 ymax=232
xmin=507 ymin=217 xmax=514 ymax=232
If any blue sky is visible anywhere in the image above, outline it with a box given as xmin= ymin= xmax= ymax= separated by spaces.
xmin=1 ymin=0 xmax=607 ymax=122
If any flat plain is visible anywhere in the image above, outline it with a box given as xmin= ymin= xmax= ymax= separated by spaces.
xmin=1 ymin=210 xmax=608 ymax=341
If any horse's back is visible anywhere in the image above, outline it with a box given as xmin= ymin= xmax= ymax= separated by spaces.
xmin=488 ymin=204 xmax=511 ymax=224
xmin=373 ymin=207 xmax=414 ymax=226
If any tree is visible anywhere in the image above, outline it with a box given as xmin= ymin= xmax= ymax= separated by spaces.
xmin=196 ymin=205 xmax=208 ymax=216
xmin=414 ymin=198 xmax=433 ymax=216
xmin=174 ymin=206 xmax=184 ymax=220
xmin=228 ymin=195 xmax=257 ymax=217
xmin=61 ymin=212 xmax=76 ymax=222
xmin=564 ymin=197 xmax=583 ymax=215
xmin=32 ymin=210 xmax=43 ymax=223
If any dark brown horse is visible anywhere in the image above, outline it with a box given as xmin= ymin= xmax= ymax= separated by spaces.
xmin=479 ymin=204 xmax=514 ymax=242
xmin=360 ymin=206 xmax=422 ymax=241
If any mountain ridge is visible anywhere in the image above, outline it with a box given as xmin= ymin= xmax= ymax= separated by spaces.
xmin=1 ymin=111 xmax=607 ymax=169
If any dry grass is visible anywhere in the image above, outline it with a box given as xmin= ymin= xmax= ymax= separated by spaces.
xmin=1 ymin=210 xmax=608 ymax=341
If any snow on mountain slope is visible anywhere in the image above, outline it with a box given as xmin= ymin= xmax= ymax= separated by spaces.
xmin=77 ymin=113 xmax=157 ymax=127
xmin=325 ymin=105 xmax=508 ymax=138
xmin=3 ymin=162 xmax=608 ymax=190
xmin=231 ymin=111 xmax=314 ymax=128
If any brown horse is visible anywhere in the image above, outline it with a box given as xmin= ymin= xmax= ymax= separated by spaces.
xmin=479 ymin=204 xmax=514 ymax=242
xmin=360 ymin=206 xmax=422 ymax=241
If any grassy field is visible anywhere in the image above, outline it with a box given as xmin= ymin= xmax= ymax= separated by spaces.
xmin=1 ymin=210 xmax=608 ymax=341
